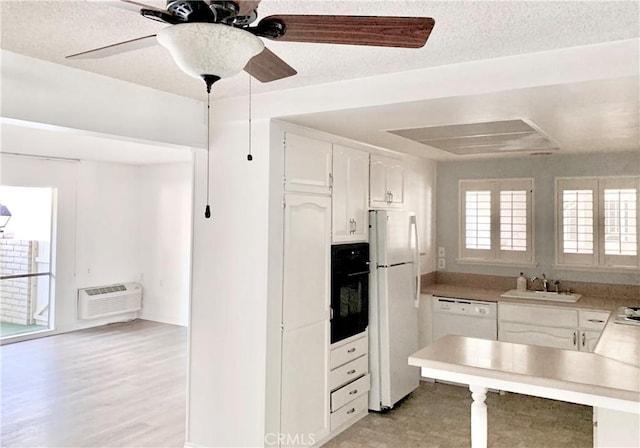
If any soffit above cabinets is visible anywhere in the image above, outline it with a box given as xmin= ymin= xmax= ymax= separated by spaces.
xmin=387 ymin=119 xmax=559 ymax=155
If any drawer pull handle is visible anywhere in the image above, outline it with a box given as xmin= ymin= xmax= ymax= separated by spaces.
xmin=349 ymin=389 xmax=358 ymax=395
xmin=587 ymin=319 xmax=604 ymax=323
xmin=346 ymin=408 xmax=355 ymax=415
xmin=347 ymin=369 xmax=356 ymax=375
xmin=347 ymin=348 xmax=356 ymax=353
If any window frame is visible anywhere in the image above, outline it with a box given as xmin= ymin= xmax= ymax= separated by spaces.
xmin=459 ymin=178 xmax=534 ymax=265
xmin=555 ymin=176 xmax=639 ymax=270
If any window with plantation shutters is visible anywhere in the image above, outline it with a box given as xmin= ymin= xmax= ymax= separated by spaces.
xmin=459 ymin=179 xmax=533 ymax=264
xmin=556 ymin=177 xmax=639 ymax=269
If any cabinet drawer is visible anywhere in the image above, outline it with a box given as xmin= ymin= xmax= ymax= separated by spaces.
xmin=330 ymin=394 xmax=368 ymax=431
xmin=579 ymin=310 xmax=610 ymax=330
xmin=499 ymin=303 xmax=578 ymax=327
xmin=331 ymin=335 xmax=368 ymax=369
xmin=499 ymin=322 xmax=577 ymax=350
xmin=331 ymin=374 xmax=370 ymax=412
xmin=330 ymin=355 xmax=368 ymax=391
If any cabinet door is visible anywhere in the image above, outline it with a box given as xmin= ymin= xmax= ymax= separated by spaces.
xmin=333 ymin=145 xmax=369 ymax=243
xmin=386 ymin=159 xmax=404 ymax=206
xmin=284 ymin=133 xmax=332 ymax=194
xmin=499 ymin=322 xmax=577 ymax=350
xmin=347 ymin=147 xmax=369 ymax=241
xmin=332 ymin=146 xmax=351 ymax=241
xmin=283 ymin=194 xmax=331 ymax=329
xmin=281 ymin=320 xmax=330 ymax=444
xmin=579 ymin=330 xmax=601 ymax=352
xmin=369 ymin=155 xmax=388 ymax=208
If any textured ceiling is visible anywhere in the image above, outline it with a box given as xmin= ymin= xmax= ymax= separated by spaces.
xmin=1 ymin=1 xmax=638 ymax=100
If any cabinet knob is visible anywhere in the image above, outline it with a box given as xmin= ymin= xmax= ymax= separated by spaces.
xmin=347 ymin=369 xmax=356 ymax=375
xmin=346 ymin=407 xmax=356 ymax=415
xmin=347 ymin=347 xmax=356 ymax=353
xmin=349 ymin=389 xmax=358 ymax=395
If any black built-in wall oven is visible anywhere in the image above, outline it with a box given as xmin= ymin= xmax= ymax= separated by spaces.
xmin=330 ymin=243 xmax=369 ymax=343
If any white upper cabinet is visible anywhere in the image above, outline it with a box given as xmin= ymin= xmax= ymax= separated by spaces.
xmin=284 ymin=132 xmax=333 ymax=195
xmin=369 ymin=154 xmax=405 ymax=208
xmin=332 ymin=145 xmax=369 ymax=243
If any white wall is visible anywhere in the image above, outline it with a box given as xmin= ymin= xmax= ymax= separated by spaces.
xmin=0 ymin=154 xmax=194 ymax=336
xmin=436 ymin=151 xmax=640 ymax=285
xmin=75 ymin=161 xmax=140 ymax=290
xmin=0 ymin=155 xmax=139 ymax=333
xmin=1 ymin=50 xmax=205 ymax=149
xmin=137 ymin=162 xmax=193 ymax=326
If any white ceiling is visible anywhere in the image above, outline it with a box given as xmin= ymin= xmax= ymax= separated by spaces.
xmin=0 ymin=1 xmax=638 ymax=163
xmin=282 ymin=75 xmax=640 ymax=160
xmin=1 ymin=1 xmax=638 ymax=100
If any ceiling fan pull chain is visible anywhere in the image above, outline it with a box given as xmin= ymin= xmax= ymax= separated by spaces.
xmin=204 ymin=87 xmax=212 ymax=219
xmin=247 ymin=73 xmax=253 ymax=161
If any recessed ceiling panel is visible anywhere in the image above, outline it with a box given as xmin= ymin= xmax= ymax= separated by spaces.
xmin=388 ymin=119 xmax=559 ymax=155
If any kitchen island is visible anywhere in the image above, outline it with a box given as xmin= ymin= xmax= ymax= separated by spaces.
xmin=409 ymin=332 xmax=640 ymax=448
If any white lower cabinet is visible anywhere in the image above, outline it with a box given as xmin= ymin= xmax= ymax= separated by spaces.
xmin=330 ymin=394 xmax=369 ymax=431
xmin=499 ymin=322 xmax=577 ymax=350
xmin=281 ymin=321 xmax=330 ymax=445
xmin=498 ymin=303 xmax=610 ymax=352
xmin=328 ymin=332 xmax=370 ymax=434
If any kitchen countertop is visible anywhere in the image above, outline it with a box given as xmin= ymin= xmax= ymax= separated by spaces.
xmin=422 ymin=284 xmax=640 ymax=368
xmin=409 ymin=334 xmax=640 ymax=407
xmin=423 ymin=284 xmax=640 ymax=312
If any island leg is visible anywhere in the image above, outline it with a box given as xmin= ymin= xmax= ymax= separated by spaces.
xmin=469 ymin=384 xmax=488 ymax=448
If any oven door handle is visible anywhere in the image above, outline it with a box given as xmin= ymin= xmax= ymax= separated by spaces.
xmin=346 ymin=270 xmax=370 ymax=277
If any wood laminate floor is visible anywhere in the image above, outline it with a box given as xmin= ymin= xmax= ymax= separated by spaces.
xmin=1 ymin=319 xmax=187 ymax=448
xmin=1 ymin=319 xmax=592 ymax=448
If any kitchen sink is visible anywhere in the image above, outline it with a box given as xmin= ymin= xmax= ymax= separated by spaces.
xmin=500 ymin=289 xmax=582 ymax=303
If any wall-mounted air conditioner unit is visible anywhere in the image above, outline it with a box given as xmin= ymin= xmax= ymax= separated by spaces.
xmin=77 ymin=282 xmax=142 ymax=320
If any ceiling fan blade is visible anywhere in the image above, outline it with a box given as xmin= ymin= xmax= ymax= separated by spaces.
xmin=244 ymin=47 xmax=297 ymax=83
xmin=234 ymin=0 xmax=261 ymax=17
xmin=259 ymin=15 xmax=434 ymax=48
xmin=66 ymin=35 xmax=158 ymax=60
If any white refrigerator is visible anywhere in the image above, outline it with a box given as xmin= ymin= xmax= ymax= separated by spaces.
xmin=368 ymin=210 xmax=421 ymax=412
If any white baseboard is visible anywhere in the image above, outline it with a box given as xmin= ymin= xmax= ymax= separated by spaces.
xmin=139 ymin=312 xmax=187 ymax=327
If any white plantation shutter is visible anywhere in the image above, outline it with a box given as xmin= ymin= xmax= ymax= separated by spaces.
xmin=557 ymin=177 xmax=639 ymax=269
xmin=562 ymin=190 xmax=594 ymax=254
xmin=600 ymin=177 xmax=639 ymax=268
xmin=603 ymin=188 xmax=637 ymax=256
xmin=465 ymin=190 xmax=491 ymax=250
xmin=500 ymin=190 xmax=527 ymax=251
xmin=460 ymin=179 xmax=533 ymax=263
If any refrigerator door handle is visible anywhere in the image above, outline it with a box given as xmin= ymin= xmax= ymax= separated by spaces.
xmin=410 ymin=215 xmax=420 ymax=309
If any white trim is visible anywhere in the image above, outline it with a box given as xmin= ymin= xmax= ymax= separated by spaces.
xmin=456 ymin=258 xmax=538 ymax=268
xmin=552 ymin=264 xmax=639 ymax=273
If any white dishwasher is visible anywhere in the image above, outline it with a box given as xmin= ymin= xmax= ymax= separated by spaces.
xmin=432 ymin=296 xmax=498 ymax=341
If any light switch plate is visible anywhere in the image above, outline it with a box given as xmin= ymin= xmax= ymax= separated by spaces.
xmin=438 ymin=247 xmax=445 ymax=257
xmin=438 ymin=257 xmax=446 ymax=269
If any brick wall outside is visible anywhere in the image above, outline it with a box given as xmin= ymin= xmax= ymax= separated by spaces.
xmin=0 ymin=239 xmax=38 ymax=325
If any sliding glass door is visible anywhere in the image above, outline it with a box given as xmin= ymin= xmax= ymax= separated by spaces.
xmin=0 ymin=186 xmax=54 ymax=339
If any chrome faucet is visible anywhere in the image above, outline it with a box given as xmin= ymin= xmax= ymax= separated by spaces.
xmin=531 ymin=274 xmax=549 ymax=292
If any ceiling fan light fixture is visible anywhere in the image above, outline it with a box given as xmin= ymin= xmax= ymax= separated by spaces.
xmin=157 ymin=23 xmax=264 ymax=80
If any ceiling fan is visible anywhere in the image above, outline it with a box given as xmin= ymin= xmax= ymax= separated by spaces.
xmin=67 ymin=0 xmax=435 ymax=87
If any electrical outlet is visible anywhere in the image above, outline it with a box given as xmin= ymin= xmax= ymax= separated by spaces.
xmin=438 ymin=257 xmax=446 ymax=269
xmin=438 ymin=247 xmax=445 ymax=257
